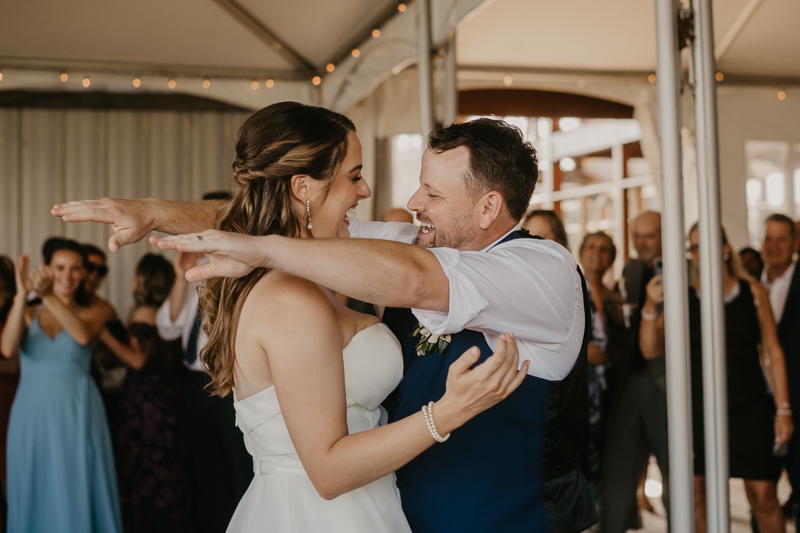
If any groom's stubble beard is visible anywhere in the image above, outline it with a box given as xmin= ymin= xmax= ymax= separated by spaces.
xmin=418 ymin=212 xmax=474 ymax=250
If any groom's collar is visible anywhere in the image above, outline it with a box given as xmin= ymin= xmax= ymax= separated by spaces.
xmin=479 ymin=224 xmax=523 ymax=253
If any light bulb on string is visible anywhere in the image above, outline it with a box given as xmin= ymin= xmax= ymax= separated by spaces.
xmin=372 ymin=29 xmax=381 ymax=38
xmin=132 ymin=77 xmax=141 ymax=88
xmin=778 ymin=90 xmax=787 ymax=101
xmin=251 ymin=80 xmax=259 ymax=90
xmin=202 ymin=78 xmax=211 ymax=89
xmin=398 ymin=3 xmax=406 ymax=12
xmin=352 ymin=49 xmax=360 ymax=58
xmin=82 ymin=77 xmax=91 ymax=88
xmin=326 ymin=63 xmax=335 ymax=73
xmin=266 ymin=79 xmax=274 ymax=88
xmin=312 ymin=76 xmax=321 ymax=86
xmin=168 ymin=79 xmax=177 ymax=90
xmin=60 ymin=72 xmax=68 ymax=82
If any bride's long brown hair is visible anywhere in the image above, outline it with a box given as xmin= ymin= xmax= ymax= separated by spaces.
xmin=200 ymin=102 xmax=355 ymax=396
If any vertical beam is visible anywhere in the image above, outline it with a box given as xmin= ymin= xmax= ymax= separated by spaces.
xmin=416 ymin=0 xmax=435 ymax=137
xmin=443 ymin=32 xmax=458 ymax=125
xmin=692 ymin=0 xmax=730 ymax=529
xmin=655 ymin=0 xmax=695 ymax=532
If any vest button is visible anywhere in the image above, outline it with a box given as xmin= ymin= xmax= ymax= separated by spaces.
xmin=396 ymin=396 xmax=402 ymax=404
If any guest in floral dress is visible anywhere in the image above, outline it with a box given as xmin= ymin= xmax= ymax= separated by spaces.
xmin=99 ymin=253 xmax=192 ymax=533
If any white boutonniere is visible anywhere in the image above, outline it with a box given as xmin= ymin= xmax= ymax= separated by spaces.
xmin=411 ymin=321 xmax=452 ymax=356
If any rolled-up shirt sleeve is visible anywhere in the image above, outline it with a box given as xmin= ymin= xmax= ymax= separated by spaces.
xmin=348 ymin=218 xmax=418 ymax=244
xmin=411 ymin=240 xmax=585 ymax=380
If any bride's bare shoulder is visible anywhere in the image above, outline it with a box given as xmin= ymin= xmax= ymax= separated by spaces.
xmin=242 ymin=271 xmax=335 ymax=323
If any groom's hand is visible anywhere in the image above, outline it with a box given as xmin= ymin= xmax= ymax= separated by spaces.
xmin=52 ymin=198 xmax=156 ymax=252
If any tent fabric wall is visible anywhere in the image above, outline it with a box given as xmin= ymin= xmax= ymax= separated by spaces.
xmin=0 ymin=107 xmax=250 ymax=317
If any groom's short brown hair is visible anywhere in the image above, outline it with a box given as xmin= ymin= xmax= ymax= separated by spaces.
xmin=427 ymin=119 xmax=538 ymax=221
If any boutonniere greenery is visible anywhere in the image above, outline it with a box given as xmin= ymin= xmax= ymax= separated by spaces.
xmin=412 ymin=321 xmax=452 ymax=356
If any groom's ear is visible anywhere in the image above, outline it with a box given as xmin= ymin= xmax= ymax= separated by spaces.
xmin=289 ymin=174 xmax=312 ymax=203
xmin=477 ymin=191 xmax=505 ymax=230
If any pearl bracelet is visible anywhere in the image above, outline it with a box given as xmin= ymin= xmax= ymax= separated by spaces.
xmin=421 ymin=401 xmax=450 ymax=443
xmin=777 ymin=408 xmax=793 ymax=417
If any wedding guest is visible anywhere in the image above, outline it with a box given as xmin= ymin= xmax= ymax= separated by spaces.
xmin=760 ymin=214 xmax=800 ymax=529
xmin=641 ymin=223 xmax=792 ymax=533
xmin=155 ymin=192 xmax=250 ymax=533
xmin=577 ymin=232 xmax=621 ymax=497
xmin=98 ymin=253 xmax=192 ymax=533
xmin=523 ymin=209 xmax=568 ymax=247
xmin=0 ymin=256 xmax=20 ymax=519
xmin=0 ymin=240 xmax=121 ymax=532
xmin=601 ymin=211 xmax=669 ymax=533
xmin=740 ymin=246 xmax=764 ymax=280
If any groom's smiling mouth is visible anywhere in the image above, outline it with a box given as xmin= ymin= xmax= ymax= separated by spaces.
xmin=420 ymin=222 xmax=435 ymax=234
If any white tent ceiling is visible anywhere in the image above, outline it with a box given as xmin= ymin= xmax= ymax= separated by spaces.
xmin=456 ymin=0 xmax=800 ymax=81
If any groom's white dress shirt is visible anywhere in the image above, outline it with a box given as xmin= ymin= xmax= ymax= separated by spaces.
xmin=349 ymin=219 xmax=585 ymax=381
xmin=155 ymin=281 xmax=208 ymax=372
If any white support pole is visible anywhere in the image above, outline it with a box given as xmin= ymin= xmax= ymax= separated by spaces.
xmin=416 ymin=0 xmax=435 ymax=137
xmin=692 ymin=0 xmax=730 ymax=529
xmin=655 ymin=0 xmax=695 ymax=531
xmin=443 ymin=32 xmax=458 ymax=125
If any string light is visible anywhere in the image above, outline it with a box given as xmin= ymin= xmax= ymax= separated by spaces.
xmin=132 ymin=77 xmax=141 ymax=88
xmin=60 ymin=72 xmax=68 ymax=82
xmin=326 ymin=63 xmax=335 ymax=73
xmin=648 ymin=74 xmax=656 ymax=83
xmin=503 ymin=75 xmax=513 ymax=87
xmin=352 ymin=49 xmax=360 ymax=58
xmin=372 ymin=29 xmax=381 ymax=38
xmin=266 ymin=79 xmax=274 ymax=88
xmin=251 ymin=80 xmax=259 ymax=90
xmin=168 ymin=79 xmax=176 ymax=90
xmin=202 ymin=78 xmax=210 ymax=89
xmin=0 ymin=71 xmax=3 ymax=82
xmin=82 ymin=77 xmax=91 ymax=88
xmin=778 ymin=90 xmax=786 ymax=101
xmin=398 ymin=3 xmax=406 ymax=12
xmin=312 ymin=76 xmax=321 ymax=86
xmin=715 ymin=72 xmax=724 ymax=81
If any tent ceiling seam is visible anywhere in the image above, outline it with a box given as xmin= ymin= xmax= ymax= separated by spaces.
xmin=714 ymin=0 xmax=763 ymax=62
xmin=209 ymin=0 xmax=315 ymax=74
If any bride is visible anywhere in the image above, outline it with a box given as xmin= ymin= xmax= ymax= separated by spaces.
xmin=167 ymin=102 xmax=527 ymax=532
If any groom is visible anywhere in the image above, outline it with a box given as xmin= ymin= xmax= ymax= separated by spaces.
xmin=54 ymin=119 xmax=596 ymax=533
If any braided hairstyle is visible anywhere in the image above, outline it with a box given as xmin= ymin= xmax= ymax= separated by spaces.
xmin=200 ymin=102 xmax=356 ymax=396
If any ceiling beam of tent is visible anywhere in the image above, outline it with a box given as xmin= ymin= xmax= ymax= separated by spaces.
xmin=321 ymin=2 xmax=407 ymax=79
xmin=459 ymin=64 xmax=652 ymax=79
xmin=0 ymin=56 xmax=307 ymax=81
xmin=714 ymin=0 xmax=763 ymax=62
xmin=209 ymin=0 xmax=316 ymax=74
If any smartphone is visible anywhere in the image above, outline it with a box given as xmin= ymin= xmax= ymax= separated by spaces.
xmin=654 ymin=257 xmax=663 ymax=277
xmin=774 ymin=439 xmax=789 ymax=458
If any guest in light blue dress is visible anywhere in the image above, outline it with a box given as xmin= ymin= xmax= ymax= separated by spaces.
xmin=0 ymin=239 xmax=121 ymax=533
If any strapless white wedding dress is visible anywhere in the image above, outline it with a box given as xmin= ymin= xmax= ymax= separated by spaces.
xmin=226 ymin=323 xmax=412 ymax=533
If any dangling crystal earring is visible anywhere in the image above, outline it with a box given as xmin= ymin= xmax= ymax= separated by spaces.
xmin=306 ymin=200 xmax=313 ymax=230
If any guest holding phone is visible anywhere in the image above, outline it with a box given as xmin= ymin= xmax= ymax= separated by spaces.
xmin=640 ymin=223 xmax=792 ymax=533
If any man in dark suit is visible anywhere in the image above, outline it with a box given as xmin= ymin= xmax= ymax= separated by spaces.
xmin=761 ymin=213 xmax=800 ymax=528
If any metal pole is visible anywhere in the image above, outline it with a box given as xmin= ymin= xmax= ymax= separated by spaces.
xmin=416 ymin=0 xmax=435 ymax=136
xmin=443 ymin=32 xmax=458 ymax=125
xmin=655 ymin=0 xmax=695 ymax=531
xmin=691 ymin=0 xmax=730 ymax=530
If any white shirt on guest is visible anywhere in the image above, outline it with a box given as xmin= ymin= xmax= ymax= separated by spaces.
xmin=349 ymin=218 xmax=585 ymax=381
xmin=155 ymin=281 xmax=208 ymax=372
xmin=761 ymin=260 xmax=797 ymax=324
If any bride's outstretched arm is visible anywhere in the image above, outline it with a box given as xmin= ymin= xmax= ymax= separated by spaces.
xmin=245 ymin=278 xmax=527 ymax=500
xmin=51 ymin=198 xmax=225 ymax=252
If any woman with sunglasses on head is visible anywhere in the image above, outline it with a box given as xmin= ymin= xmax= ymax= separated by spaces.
xmin=0 ymin=239 xmax=121 ymax=533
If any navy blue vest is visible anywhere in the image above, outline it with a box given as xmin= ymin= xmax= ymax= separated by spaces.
xmin=383 ymin=231 xmax=597 ymax=533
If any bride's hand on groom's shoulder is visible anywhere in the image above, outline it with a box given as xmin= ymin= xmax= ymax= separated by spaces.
xmin=151 ymin=231 xmax=266 ymax=282
xmin=435 ymin=333 xmax=529 ymax=432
